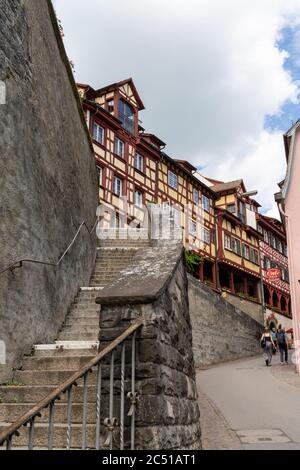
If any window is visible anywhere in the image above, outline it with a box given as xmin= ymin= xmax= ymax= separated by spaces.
xmin=168 ymin=171 xmax=178 ymax=189
xmin=284 ymin=244 xmax=288 ymax=257
xmin=231 ymin=238 xmax=241 ymax=255
xmin=114 ymin=138 xmax=125 ymax=158
xmin=93 ymin=123 xmax=104 ymax=145
xmin=237 ymin=200 xmax=246 ymax=224
xmin=135 ymin=153 xmax=144 ymax=172
xmin=243 ymin=244 xmax=250 ymax=260
xmin=202 ymin=227 xmax=210 ymax=244
xmin=227 ymin=203 xmax=236 ymax=214
xmin=118 ymin=99 xmax=135 ymax=133
xmin=224 ymin=234 xmax=231 ymax=250
xmin=283 ymin=268 xmax=289 ymax=282
xmin=257 ymin=224 xmax=263 ymax=234
xmin=107 ymin=99 xmax=114 ymax=113
xmin=113 ymin=176 xmax=123 ymax=196
xmin=271 ymin=234 xmax=276 ymax=249
xmin=202 ymin=195 xmax=210 ymax=212
xmin=134 ymin=190 xmax=143 ymax=208
xmin=250 ymin=248 xmax=259 ymax=265
xmin=264 ymin=230 xmax=268 ymax=243
xmin=172 ymin=207 xmax=182 ymax=227
xmin=189 ymin=220 xmax=197 ymax=236
xmin=96 ymin=166 xmax=102 ymax=186
xmin=277 ymin=240 xmax=283 ymax=254
xmin=264 ymin=256 xmax=271 ymax=270
xmin=193 ymin=188 xmax=199 ymax=204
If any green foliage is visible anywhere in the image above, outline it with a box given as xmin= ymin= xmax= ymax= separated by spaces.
xmin=4 ymin=379 xmax=22 ymax=387
xmin=185 ymin=250 xmax=202 ymax=276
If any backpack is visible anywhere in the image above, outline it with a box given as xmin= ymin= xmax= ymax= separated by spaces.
xmin=277 ymin=331 xmax=285 ymax=345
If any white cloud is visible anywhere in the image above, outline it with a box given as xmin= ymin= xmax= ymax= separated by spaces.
xmin=54 ymin=0 xmax=300 ymax=218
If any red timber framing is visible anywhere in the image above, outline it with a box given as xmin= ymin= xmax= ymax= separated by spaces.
xmin=257 ymin=214 xmax=291 ymax=317
xmin=213 ymin=188 xmax=263 ymax=302
xmin=77 ymin=79 xmax=290 ymax=312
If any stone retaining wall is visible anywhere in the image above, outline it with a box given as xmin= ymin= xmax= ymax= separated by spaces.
xmin=0 ymin=0 xmax=98 ymax=381
xmin=96 ymin=243 xmax=201 ymax=450
xmin=188 ymin=276 xmax=262 ymax=368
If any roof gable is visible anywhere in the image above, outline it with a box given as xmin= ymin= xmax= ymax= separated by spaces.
xmin=97 ymin=78 xmax=145 ymax=110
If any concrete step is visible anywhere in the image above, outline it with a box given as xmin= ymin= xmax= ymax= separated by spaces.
xmin=57 ymin=332 xmax=99 ymax=342
xmin=13 ymin=369 xmax=97 ymax=386
xmin=0 ymin=402 xmax=108 ymax=424
xmin=34 ymin=347 xmax=98 ymax=358
xmin=69 ymin=302 xmax=100 ymax=315
xmin=90 ymin=276 xmax=117 ymax=282
xmin=21 ymin=355 xmax=96 ymax=371
xmin=60 ymin=325 xmax=97 ymax=334
xmin=72 ymin=301 xmax=98 ymax=307
xmin=0 ymin=422 xmax=105 ymax=449
xmin=0 ymin=385 xmax=99 ymax=404
xmin=92 ymin=267 xmax=128 ymax=273
xmin=65 ymin=317 xmax=99 ymax=326
xmin=67 ymin=313 xmax=99 ymax=322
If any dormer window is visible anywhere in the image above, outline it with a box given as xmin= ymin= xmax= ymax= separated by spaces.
xmin=118 ymin=99 xmax=135 ymax=134
xmin=107 ymin=99 xmax=114 ymax=113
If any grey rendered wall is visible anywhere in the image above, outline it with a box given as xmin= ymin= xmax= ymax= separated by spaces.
xmin=188 ymin=276 xmax=262 ymax=368
xmin=0 ymin=0 xmax=98 ymax=381
xmin=97 ymin=243 xmax=201 ymax=450
xmin=221 ymin=291 xmax=264 ymax=325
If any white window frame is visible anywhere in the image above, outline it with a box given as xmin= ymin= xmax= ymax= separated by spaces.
xmin=202 ymin=195 xmax=210 ymax=212
xmin=189 ymin=219 xmax=197 ymax=236
xmin=202 ymin=227 xmax=210 ymax=245
xmin=113 ymin=176 xmax=123 ymax=196
xmin=114 ymin=138 xmax=125 ymax=158
xmin=96 ymin=166 xmax=102 ymax=186
xmin=231 ymin=238 xmax=241 ymax=255
xmin=93 ymin=123 xmax=104 ymax=145
xmin=224 ymin=234 xmax=231 ymax=250
xmin=250 ymin=248 xmax=259 ymax=265
xmin=193 ymin=188 xmax=199 ymax=204
xmin=168 ymin=171 xmax=178 ymax=189
xmin=134 ymin=190 xmax=143 ymax=208
xmin=135 ymin=153 xmax=144 ymax=172
xmin=243 ymin=243 xmax=250 ymax=260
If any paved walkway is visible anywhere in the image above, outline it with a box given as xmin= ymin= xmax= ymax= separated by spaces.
xmin=197 ymin=354 xmax=300 ymax=450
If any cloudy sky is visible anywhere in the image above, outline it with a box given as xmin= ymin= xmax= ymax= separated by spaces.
xmin=54 ymin=0 xmax=300 ymax=217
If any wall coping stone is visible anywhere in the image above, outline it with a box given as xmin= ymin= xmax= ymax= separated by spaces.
xmin=96 ymin=242 xmax=184 ymax=306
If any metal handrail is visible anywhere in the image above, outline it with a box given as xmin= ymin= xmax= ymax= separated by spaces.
xmin=0 ymin=319 xmax=143 ymax=450
xmin=0 ymin=218 xmax=98 ymax=277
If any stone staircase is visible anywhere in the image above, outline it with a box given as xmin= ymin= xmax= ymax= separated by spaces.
xmin=0 ymin=242 xmax=147 ymax=449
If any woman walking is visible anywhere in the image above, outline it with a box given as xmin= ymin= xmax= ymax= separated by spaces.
xmin=261 ymin=327 xmax=275 ymax=366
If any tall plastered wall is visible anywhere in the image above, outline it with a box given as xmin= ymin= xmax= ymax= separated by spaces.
xmin=0 ymin=0 xmax=98 ymax=381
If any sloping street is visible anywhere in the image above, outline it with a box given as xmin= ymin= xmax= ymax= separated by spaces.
xmin=197 ymin=355 xmax=300 ymax=450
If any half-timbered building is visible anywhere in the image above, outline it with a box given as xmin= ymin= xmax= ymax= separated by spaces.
xmin=257 ymin=214 xmax=291 ymax=319
xmin=77 ymin=78 xmax=291 ymax=321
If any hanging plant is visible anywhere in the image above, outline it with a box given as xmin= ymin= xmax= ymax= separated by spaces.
xmin=185 ymin=250 xmax=203 ymax=276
